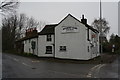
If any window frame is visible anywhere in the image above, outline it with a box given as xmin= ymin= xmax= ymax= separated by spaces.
xmin=46 ymin=35 xmax=52 ymax=41
xmin=46 ymin=46 xmax=52 ymax=54
xmin=59 ymin=46 xmax=66 ymax=52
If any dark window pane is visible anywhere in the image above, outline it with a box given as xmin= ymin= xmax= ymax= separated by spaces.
xmin=46 ymin=46 xmax=52 ymax=54
xmin=47 ymin=35 xmax=52 ymax=41
xmin=60 ymin=46 xmax=66 ymax=51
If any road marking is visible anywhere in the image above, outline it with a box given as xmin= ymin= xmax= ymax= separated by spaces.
xmin=86 ymin=64 xmax=102 ymax=78
xmin=91 ymin=64 xmax=102 ymax=70
xmin=93 ymin=64 xmax=106 ymax=78
xmin=7 ymin=55 xmax=19 ymax=62
xmin=13 ymin=58 xmax=19 ymax=62
xmin=32 ymin=60 xmax=40 ymax=62
xmin=22 ymin=62 xmax=32 ymax=68
xmin=86 ymin=64 xmax=106 ymax=78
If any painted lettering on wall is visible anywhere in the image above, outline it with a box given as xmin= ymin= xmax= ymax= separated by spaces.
xmin=62 ymin=26 xmax=78 ymax=33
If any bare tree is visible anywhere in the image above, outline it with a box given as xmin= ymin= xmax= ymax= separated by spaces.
xmin=37 ymin=21 xmax=46 ymax=31
xmin=26 ymin=17 xmax=39 ymax=29
xmin=16 ymin=13 xmax=46 ymax=39
xmin=1 ymin=11 xmax=46 ymax=51
xmin=16 ymin=13 xmax=27 ymax=39
xmin=92 ymin=18 xmax=110 ymax=37
xmin=0 ymin=0 xmax=19 ymax=15
xmin=92 ymin=18 xmax=110 ymax=53
xmin=2 ymin=14 xmax=18 ymax=51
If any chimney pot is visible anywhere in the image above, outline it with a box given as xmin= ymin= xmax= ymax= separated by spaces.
xmin=82 ymin=15 xmax=84 ymax=19
xmin=81 ymin=14 xmax=87 ymax=24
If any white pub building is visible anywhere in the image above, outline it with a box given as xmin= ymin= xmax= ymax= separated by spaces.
xmin=16 ymin=14 xmax=100 ymax=60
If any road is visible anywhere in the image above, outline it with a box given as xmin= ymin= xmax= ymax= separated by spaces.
xmin=98 ymin=57 xmax=119 ymax=78
xmin=2 ymin=53 xmax=119 ymax=78
xmin=2 ymin=53 xmax=96 ymax=78
xmin=88 ymin=56 xmax=119 ymax=78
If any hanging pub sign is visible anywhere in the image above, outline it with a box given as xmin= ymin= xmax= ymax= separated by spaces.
xmin=61 ymin=26 xmax=79 ymax=33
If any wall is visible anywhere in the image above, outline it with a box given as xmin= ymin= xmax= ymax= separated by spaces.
xmin=38 ymin=35 xmax=54 ymax=57
xmin=55 ymin=15 xmax=90 ymax=60
xmin=24 ymin=38 xmax=38 ymax=55
xmin=87 ymin=30 xmax=100 ymax=59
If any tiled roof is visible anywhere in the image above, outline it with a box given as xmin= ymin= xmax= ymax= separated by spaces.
xmin=16 ymin=34 xmax=38 ymax=42
xmin=38 ymin=24 xmax=58 ymax=35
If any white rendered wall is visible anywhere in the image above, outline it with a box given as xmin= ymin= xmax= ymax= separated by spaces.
xmin=38 ymin=35 xmax=54 ymax=57
xmin=86 ymin=30 xmax=100 ymax=59
xmin=24 ymin=38 xmax=38 ymax=55
xmin=55 ymin=15 xmax=90 ymax=60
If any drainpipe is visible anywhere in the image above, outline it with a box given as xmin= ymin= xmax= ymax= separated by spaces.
xmin=37 ymin=37 xmax=38 ymax=56
xmin=53 ymin=34 xmax=55 ymax=58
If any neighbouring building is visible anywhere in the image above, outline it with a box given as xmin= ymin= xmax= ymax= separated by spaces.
xmin=16 ymin=14 xmax=100 ymax=60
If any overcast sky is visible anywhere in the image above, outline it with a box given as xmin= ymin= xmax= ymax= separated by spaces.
xmin=17 ymin=0 xmax=119 ymax=38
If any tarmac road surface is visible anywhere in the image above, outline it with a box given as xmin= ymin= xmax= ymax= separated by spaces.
xmin=2 ymin=53 xmax=119 ymax=79
xmin=2 ymin=53 xmax=96 ymax=78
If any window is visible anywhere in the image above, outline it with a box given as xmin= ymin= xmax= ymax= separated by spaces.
xmin=46 ymin=46 xmax=52 ymax=54
xmin=31 ymin=41 xmax=36 ymax=49
xmin=47 ymin=35 xmax=52 ymax=41
xmin=60 ymin=46 xmax=66 ymax=51
xmin=88 ymin=46 xmax=89 ymax=52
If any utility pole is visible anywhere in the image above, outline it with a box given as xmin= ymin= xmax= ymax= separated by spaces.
xmin=100 ymin=0 xmax=103 ymax=54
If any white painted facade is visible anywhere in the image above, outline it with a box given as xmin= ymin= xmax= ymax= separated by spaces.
xmin=55 ymin=15 xmax=99 ymax=60
xmin=38 ymin=35 xmax=54 ymax=57
xmin=24 ymin=38 xmax=38 ymax=55
xmin=89 ymin=31 xmax=100 ymax=59
xmin=22 ymin=14 xmax=99 ymax=60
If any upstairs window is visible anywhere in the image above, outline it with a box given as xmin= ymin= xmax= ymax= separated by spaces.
xmin=60 ymin=46 xmax=66 ymax=51
xmin=47 ymin=35 xmax=52 ymax=41
xmin=46 ymin=46 xmax=52 ymax=54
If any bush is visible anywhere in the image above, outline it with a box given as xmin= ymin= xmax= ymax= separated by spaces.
xmin=114 ymin=49 xmax=120 ymax=54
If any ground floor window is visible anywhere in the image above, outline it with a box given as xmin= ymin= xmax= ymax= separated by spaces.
xmin=46 ymin=46 xmax=52 ymax=54
xmin=60 ymin=46 xmax=66 ymax=51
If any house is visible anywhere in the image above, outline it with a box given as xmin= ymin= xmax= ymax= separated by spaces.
xmin=38 ymin=24 xmax=57 ymax=57
xmin=16 ymin=14 xmax=100 ymax=60
xmin=16 ymin=28 xmax=38 ymax=55
xmin=55 ymin=14 xmax=99 ymax=60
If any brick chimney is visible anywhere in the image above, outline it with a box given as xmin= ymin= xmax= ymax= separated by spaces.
xmin=81 ymin=15 xmax=87 ymax=25
xmin=25 ymin=28 xmax=37 ymax=37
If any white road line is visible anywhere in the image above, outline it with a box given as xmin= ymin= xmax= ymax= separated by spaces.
xmin=32 ymin=60 xmax=40 ymax=62
xmin=7 ymin=55 xmax=19 ymax=62
xmin=13 ymin=58 xmax=19 ymax=62
xmin=91 ymin=64 xmax=102 ymax=70
xmin=86 ymin=64 xmax=102 ymax=78
xmin=22 ymin=62 xmax=32 ymax=68
xmin=86 ymin=64 xmax=106 ymax=78
xmin=93 ymin=64 xmax=106 ymax=78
